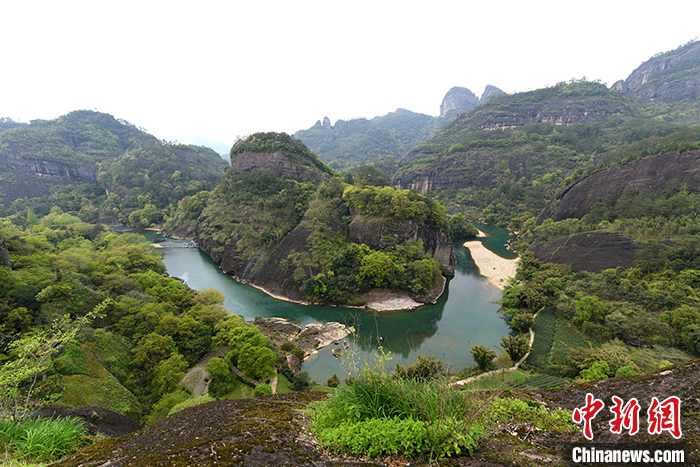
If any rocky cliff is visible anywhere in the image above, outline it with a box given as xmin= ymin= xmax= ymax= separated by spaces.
xmin=450 ymin=87 xmax=634 ymax=132
xmin=539 ymin=149 xmax=700 ymax=223
xmin=394 ymin=82 xmax=635 ymax=198
xmin=439 ymin=87 xmax=479 ymax=118
xmin=0 ymin=153 xmax=98 ymax=205
xmin=348 ymin=214 xmax=456 ymax=275
xmin=230 ymin=151 xmax=327 ymax=183
xmin=613 ymin=39 xmax=700 ymax=103
xmin=195 ymin=133 xmax=454 ymax=308
xmin=529 ymin=231 xmax=640 ymax=273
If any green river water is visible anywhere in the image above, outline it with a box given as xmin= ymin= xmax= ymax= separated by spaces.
xmin=149 ymin=224 xmax=516 ymax=383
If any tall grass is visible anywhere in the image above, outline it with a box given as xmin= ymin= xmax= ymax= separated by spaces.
xmin=307 ymin=373 xmax=489 ymax=460
xmin=0 ymin=417 xmax=86 ymax=462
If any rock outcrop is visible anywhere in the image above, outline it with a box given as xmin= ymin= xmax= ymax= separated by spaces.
xmin=32 ymin=405 xmax=141 ymax=438
xmin=0 ymin=153 xmax=98 ymax=206
xmin=252 ymin=317 xmax=354 ymax=361
xmin=229 ymin=151 xmax=327 ymax=183
xmin=50 ymin=360 xmax=700 ymax=466
xmin=538 ymin=149 xmax=700 ymax=223
xmin=439 ymin=87 xmax=479 ymax=118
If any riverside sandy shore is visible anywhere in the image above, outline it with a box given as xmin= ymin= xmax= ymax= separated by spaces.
xmin=463 ymin=236 xmax=519 ymax=290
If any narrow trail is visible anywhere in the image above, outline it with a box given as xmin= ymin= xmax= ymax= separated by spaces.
xmin=181 ymin=347 xmax=228 ymax=398
xmin=453 ymin=308 xmax=542 ymax=388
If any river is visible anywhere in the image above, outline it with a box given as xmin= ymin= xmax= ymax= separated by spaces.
xmin=148 ymin=224 xmax=515 ymax=383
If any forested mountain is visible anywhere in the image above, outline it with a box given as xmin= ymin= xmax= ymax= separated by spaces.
xmin=175 ymin=132 xmax=457 ymax=307
xmin=0 ymin=110 xmax=228 ymax=225
xmin=294 ymin=86 xmax=504 ymax=172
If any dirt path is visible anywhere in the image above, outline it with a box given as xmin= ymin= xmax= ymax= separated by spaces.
xmin=181 ymin=347 xmax=228 ymax=398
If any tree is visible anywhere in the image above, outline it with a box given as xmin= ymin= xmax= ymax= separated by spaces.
xmin=237 ymin=345 xmax=276 ymax=381
xmin=327 ymin=374 xmax=340 ymax=388
xmin=470 ymin=345 xmax=496 ymax=372
xmin=289 ymin=370 xmax=312 ymax=391
xmin=510 ymin=312 xmax=534 ymax=333
xmin=254 ymin=383 xmax=273 ymax=397
xmin=152 ymin=354 xmax=188 ymax=397
xmin=574 ymin=295 xmax=608 ymax=325
xmin=394 ymin=355 xmax=444 ymax=381
xmin=500 ymin=335 xmax=530 ymax=363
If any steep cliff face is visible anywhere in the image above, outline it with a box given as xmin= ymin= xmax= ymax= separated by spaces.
xmin=0 ymin=153 xmax=98 ymax=205
xmin=348 ymin=215 xmax=456 ymax=275
xmin=451 ymin=93 xmax=633 ymax=131
xmin=616 ymin=40 xmax=700 ymax=103
xmin=0 ymin=110 xmax=227 ymax=210
xmin=230 ymin=151 xmax=327 ymax=183
xmin=439 ymin=87 xmax=479 ymax=118
xmin=195 ymin=133 xmax=454 ymax=307
xmin=539 ymin=149 xmax=700 ymax=223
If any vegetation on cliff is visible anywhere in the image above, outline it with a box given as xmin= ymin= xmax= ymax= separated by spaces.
xmin=189 ymin=133 xmax=456 ymax=307
xmin=0 ymin=110 xmax=227 ymax=227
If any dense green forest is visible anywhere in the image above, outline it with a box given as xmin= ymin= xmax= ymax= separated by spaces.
xmin=0 ymin=213 xmax=313 ymax=428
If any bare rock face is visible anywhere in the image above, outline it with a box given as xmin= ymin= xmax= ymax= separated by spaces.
xmin=0 ymin=153 xmax=98 ymax=206
xmin=252 ymin=317 xmax=354 ymax=361
xmin=529 ymin=231 xmax=640 ymax=273
xmin=294 ymin=322 xmax=354 ymax=361
xmin=230 ymin=151 xmax=325 ymax=183
xmin=539 ymin=149 xmax=700 ymax=223
xmin=31 ymin=405 xmax=141 ymax=438
xmin=440 ymin=87 xmax=479 ymax=118
xmin=620 ymin=40 xmax=700 ymax=103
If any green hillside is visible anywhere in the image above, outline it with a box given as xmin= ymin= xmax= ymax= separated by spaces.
xmin=0 ymin=110 xmax=228 ymax=226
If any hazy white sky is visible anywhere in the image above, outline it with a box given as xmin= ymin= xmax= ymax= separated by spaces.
xmin=1 ymin=1 xmax=698 ymax=147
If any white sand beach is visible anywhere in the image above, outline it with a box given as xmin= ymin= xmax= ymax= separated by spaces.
xmin=463 ymin=239 xmax=519 ymax=290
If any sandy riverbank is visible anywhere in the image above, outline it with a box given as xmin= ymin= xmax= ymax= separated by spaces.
xmin=463 ymin=238 xmax=519 ymax=290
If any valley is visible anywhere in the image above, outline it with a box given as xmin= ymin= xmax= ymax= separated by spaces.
xmin=1 ymin=37 xmax=700 ymax=467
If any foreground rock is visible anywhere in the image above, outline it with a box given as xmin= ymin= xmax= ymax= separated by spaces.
xmin=33 ymin=405 xmax=141 ymax=438
xmin=49 ymin=393 xmax=378 ymax=467
xmin=50 ymin=360 xmax=700 ymax=467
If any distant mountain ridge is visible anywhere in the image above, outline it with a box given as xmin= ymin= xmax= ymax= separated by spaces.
xmin=294 ymin=85 xmax=504 ymax=172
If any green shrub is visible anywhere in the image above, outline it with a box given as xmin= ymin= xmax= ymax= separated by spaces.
xmin=327 ymin=374 xmax=340 ymax=388
xmin=615 ymin=365 xmax=638 ymax=377
xmin=146 ymin=389 xmax=192 ymax=425
xmin=307 ymin=372 xmax=485 ymax=460
xmin=470 ymin=345 xmax=496 ymax=372
xmin=485 ymin=397 xmax=574 ymax=431
xmin=254 ymin=383 xmax=273 ymax=396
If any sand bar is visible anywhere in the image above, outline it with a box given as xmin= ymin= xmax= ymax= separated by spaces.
xmin=463 ymin=240 xmax=519 ymax=290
